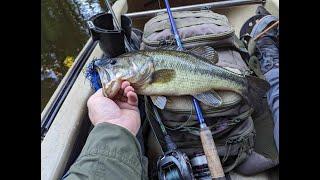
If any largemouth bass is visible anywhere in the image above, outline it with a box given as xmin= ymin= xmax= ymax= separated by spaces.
xmin=92 ymin=46 xmax=269 ymax=108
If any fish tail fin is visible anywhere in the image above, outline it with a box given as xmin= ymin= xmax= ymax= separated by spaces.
xmin=242 ymin=75 xmax=270 ymax=109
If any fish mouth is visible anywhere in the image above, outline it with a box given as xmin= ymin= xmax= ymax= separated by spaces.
xmin=93 ymin=59 xmax=114 ymax=84
xmin=93 ymin=59 xmax=122 ymax=97
xmin=96 ymin=67 xmax=116 ymax=90
xmin=96 ymin=67 xmax=121 ymax=97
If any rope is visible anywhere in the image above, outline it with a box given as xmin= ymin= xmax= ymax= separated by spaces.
xmin=85 ymin=59 xmax=102 ymax=91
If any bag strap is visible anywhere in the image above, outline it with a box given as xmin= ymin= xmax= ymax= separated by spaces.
xmin=248 ymin=56 xmax=266 ymax=80
xmin=179 ymin=108 xmax=254 ymax=136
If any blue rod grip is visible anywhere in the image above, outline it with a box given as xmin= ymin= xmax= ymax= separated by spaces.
xmin=192 ymin=98 xmax=205 ymax=124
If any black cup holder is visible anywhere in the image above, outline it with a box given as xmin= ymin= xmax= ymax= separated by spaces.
xmin=87 ymin=12 xmax=133 ymax=57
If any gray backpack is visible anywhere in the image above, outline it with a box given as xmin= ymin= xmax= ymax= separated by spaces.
xmin=141 ymin=10 xmax=278 ymax=175
xmin=141 ymin=10 xmax=236 ymax=50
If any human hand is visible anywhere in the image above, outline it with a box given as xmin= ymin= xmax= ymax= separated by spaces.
xmin=87 ymin=81 xmax=141 ymax=135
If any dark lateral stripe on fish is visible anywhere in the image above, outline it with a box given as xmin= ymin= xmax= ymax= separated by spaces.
xmin=146 ymin=53 xmax=246 ymax=87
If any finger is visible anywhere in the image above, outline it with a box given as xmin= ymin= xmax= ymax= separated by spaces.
xmin=113 ymin=84 xmax=133 ymax=101
xmin=127 ymin=91 xmax=138 ymax=106
xmin=120 ymin=96 xmax=128 ymax=102
xmin=116 ymin=101 xmax=139 ymax=111
xmin=87 ymin=89 xmax=105 ymax=107
xmin=121 ymin=81 xmax=130 ymax=90
xmin=112 ymin=88 xmax=124 ymax=100
xmin=124 ymin=86 xmax=135 ymax=96
xmin=113 ymin=94 xmax=127 ymax=103
xmin=112 ymin=94 xmax=121 ymax=101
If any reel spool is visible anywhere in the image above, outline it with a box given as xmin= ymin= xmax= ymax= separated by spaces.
xmin=157 ymin=150 xmax=194 ymax=180
xmin=190 ymin=152 xmax=212 ymax=180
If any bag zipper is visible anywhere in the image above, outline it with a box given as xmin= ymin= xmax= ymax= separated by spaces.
xmin=174 ymin=116 xmax=254 ymax=154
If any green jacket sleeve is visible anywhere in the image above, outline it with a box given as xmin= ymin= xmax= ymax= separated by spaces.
xmin=63 ymin=122 xmax=148 ymax=180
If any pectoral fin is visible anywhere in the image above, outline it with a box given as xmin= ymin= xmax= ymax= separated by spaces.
xmin=193 ymin=90 xmax=222 ymax=107
xmin=150 ymin=95 xmax=167 ymax=109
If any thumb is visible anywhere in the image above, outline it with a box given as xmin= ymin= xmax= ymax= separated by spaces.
xmin=87 ymin=88 xmax=105 ymax=107
xmin=92 ymin=88 xmax=105 ymax=98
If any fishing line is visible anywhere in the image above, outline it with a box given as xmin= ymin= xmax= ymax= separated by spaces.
xmin=145 ymin=96 xmax=165 ymax=155
xmin=158 ymin=0 xmax=162 ymax=9
xmin=164 ymin=106 xmax=194 ymax=131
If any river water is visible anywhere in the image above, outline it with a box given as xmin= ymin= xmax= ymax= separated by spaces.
xmin=41 ymin=0 xmax=107 ymax=110
xmin=41 ymin=0 xmax=212 ymax=111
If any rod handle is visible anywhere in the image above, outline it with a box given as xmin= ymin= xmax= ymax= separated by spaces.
xmin=200 ymin=127 xmax=225 ymax=180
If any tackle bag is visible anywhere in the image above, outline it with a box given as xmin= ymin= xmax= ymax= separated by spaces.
xmin=141 ymin=10 xmax=278 ymax=175
xmin=141 ymin=10 xmax=236 ymax=50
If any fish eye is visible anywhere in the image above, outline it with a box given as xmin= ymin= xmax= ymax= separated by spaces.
xmin=110 ymin=60 xmax=117 ymax=65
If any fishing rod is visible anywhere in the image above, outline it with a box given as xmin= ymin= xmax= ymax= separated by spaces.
xmin=145 ymin=97 xmax=194 ymax=180
xmin=104 ymin=0 xmax=133 ymax=52
xmin=162 ymin=0 xmax=225 ymax=179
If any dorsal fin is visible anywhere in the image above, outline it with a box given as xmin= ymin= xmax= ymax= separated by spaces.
xmin=187 ymin=46 xmax=219 ymax=64
xmin=158 ymin=45 xmax=219 ymax=64
xmin=158 ymin=45 xmax=179 ymax=51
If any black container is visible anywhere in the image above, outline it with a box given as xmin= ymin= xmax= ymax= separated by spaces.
xmin=87 ymin=13 xmax=133 ymax=57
